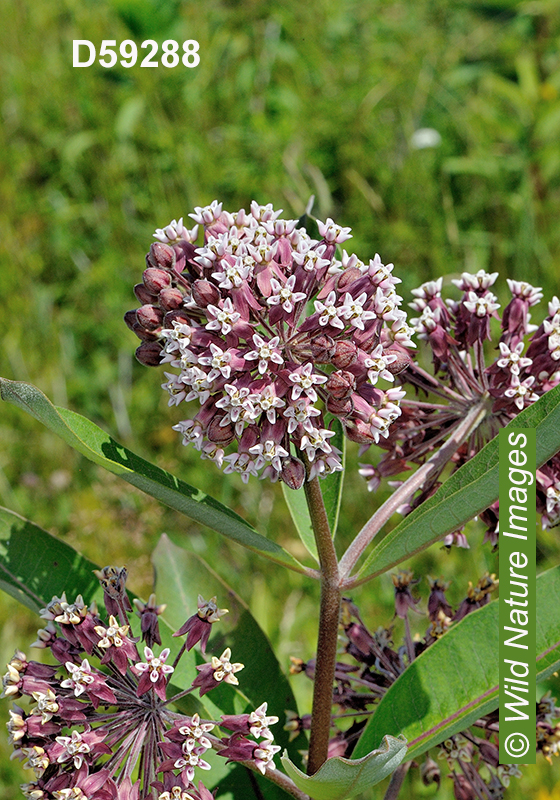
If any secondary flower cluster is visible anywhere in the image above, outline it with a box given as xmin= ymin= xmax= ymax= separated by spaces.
xmin=359 ymin=272 xmax=560 ymax=541
xmin=1 ymin=567 xmax=283 ymax=800
xmin=125 ymin=202 xmax=414 ymax=487
xmin=288 ymin=574 xmax=559 ymax=798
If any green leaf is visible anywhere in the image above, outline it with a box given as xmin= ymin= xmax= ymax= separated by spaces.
xmin=356 ymin=383 xmax=560 ymax=582
xmin=281 ymin=735 xmax=407 ymax=800
xmin=0 ymin=506 xmax=102 ymax=612
xmin=352 ymin=565 xmax=560 ymax=762
xmin=0 ymin=378 xmax=306 ymax=574
xmin=281 ymin=483 xmax=318 ymax=561
xmin=321 ymin=417 xmax=346 ymax=537
xmin=282 ymin=419 xmax=345 ymax=559
xmin=152 ymin=534 xmax=307 ymax=760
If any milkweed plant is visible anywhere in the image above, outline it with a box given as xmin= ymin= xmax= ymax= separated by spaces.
xmin=2 ymin=200 xmax=560 ymax=800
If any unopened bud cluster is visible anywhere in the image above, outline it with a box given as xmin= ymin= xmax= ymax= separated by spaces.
xmin=126 ymin=202 xmax=414 ymax=487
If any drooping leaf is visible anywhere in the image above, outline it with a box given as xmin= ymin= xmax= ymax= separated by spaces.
xmin=0 ymin=378 xmax=306 ymax=574
xmin=355 ymin=383 xmax=560 ymax=583
xmin=352 ymin=565 xmax=560 ymax=762
xmin=281 ymin=735 xmax=407 ymax=800
xmin=152 ymin=534 xmax=307 ymax=760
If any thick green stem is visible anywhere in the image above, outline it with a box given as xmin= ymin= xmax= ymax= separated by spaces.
xmin=303 ymin=474 xmax=341 ymax=776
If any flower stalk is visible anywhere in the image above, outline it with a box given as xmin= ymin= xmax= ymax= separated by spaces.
xmin=339 ymin=400 xmax=489 ymax=586
xmin=303 ymin=474 xmax=340 ymax=776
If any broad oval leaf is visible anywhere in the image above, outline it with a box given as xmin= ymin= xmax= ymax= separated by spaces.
xmin=352 ymin=564 xmax=560 ymax=762
xmin=0 ymin=378 xmax=306 ymax=574
xmin=0 ymin=506 xmax=101 ymax=613
xmin=281 ymin=734 xmax=407 ymax=800
xmin=355 ymin=383 xmax=560 ymax=583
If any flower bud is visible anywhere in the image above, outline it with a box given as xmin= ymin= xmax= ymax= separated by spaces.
xmin=136 ymin=305 xmax=164 ymax=331
xmin=310 ymin=334 xmax=336 ymax=363
xmin=158 ymin=287 xmax=184 ymax=312
xmin=336 ymin=267 xmax=362 ymax=291
xmin=147 ymin=242 xmax=176 ymax=270
xmin=478 ymin=740 xmax=499 ymax=768
xmin=134 ymin=283 xmax=157 ymax=305
xmin=384 ymin=346 xmax=412 ymax=375
xmin=143 ymin=268 xmax=172 ymax=295
xmin=163 ymin=310 xmax=192 ymax=328
xmin=135 ymin=342 xmax=163 ymax=366
xmin=192 ymin=279 xmax=221 ymax=308
xmin=207 ymin=416 xmax=236 ymax=446
xmin=343 ymin=419 xmax=377 ymax=444
xmin=332 ymin=340 xmax=358 ymax=369
xmin=326 ymin=396 xmax=353 ymax=416
xmin=132 ymin=323 xmax=159 ymax=341
xmin=280 ymin=456 xmax=306 ymax=490
xmin=326 ymin=370 xmax=356 ymax=400
xmin=124 ymin=310 xmax=139 ymax=331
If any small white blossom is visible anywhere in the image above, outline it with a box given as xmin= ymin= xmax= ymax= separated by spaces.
xmin=289 ymin=363 xmax=328 ymax=402
xmin=314 ymin=291 xmax=345 ymax=330
xmin=60 ymin=660 xmax=95 ymax=697
xmin=205 ymin=298 xmax=241 ymax=335
xmin=267 ymin=275 xmax=306 ymax=313
xmin=211 ymin=648 xmax=244 ymax=685
xmin=317 ymin=218 xmax=352 ymax=244
xmin=245 ymin=334 xmax=284 ymax=374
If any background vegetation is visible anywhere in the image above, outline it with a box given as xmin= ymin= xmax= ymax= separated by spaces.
xmin=1 ymin=0 xmax=560 ymax=796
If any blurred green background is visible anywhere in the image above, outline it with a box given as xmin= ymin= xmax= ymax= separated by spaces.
xmin=1 ymin=0 xmax=560 ymax=796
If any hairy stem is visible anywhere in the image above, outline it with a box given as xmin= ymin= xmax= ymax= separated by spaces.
xmin=383 ymin=761 xmax=411 ymax=800
xmin=303 ymin=474 xmax=341 ymax=776
xmin=339 ymin=401 xmax=488 ymax=585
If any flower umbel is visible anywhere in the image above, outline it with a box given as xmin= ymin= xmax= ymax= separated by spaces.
xmin=0 ymin=567 xmax=286 ymax=800
xmin=126 ymin=202 xmax=414 ymax=486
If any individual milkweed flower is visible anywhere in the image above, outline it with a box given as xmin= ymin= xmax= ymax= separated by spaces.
xmin=172 ymin=595 xmax=228 ymax=654
xmin=1 ymin=568 xmax=254 ymax=800
xmin=126 ymin=203 xmax=412 ymax=486
xmin=391 ymin=570 xmax=420 ymax=619
xmin=133 ymin=594 xmax=167 ymax=649
xmin=192 ymin=648 xmax=244 ymax=696
xmin=217 ymin=733 xmax=281 ymax=775
xmin=220 ymin=702 xmax=279 ymax=740
xmin=133 ymin=646 xmax=175 ymax=701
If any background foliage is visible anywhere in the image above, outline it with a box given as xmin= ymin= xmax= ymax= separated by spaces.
xmin=1 ymin=0 xmax=560 ymax=797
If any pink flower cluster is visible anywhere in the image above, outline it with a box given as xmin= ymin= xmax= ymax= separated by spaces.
xmin=359 ymin=270 xmax=560 ymax=539
xmin=126 ymin=202 xmax=414 ymax=487
xmin=0 ymin=567 xmax=285 ymax=800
